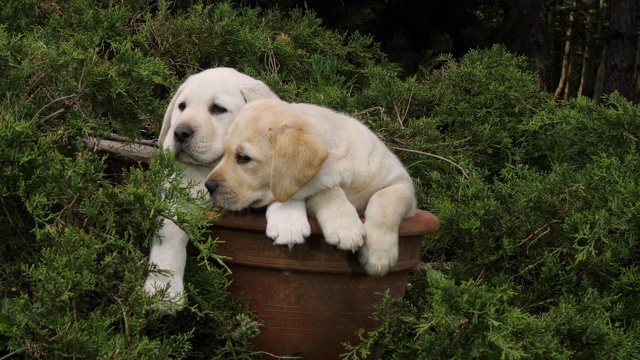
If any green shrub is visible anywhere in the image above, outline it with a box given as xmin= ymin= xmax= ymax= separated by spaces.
xmin=2 ymin=1 xmax=640 ymax=359
xmin=0 ymin=1 xmax=401 ymax=358
xmin=344 ymin=46 xmax=640 ymax=359
xmin=344 ymin=273 xmax=570 ymax=360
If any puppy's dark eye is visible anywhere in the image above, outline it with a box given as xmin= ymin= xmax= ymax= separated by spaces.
xmin=210 ymin=104 xmax=227 ymax=115
xmin=236 ymin=154 xmax=251 ymax=164
xmin=178 ymin=102 xmax=186 ymax=111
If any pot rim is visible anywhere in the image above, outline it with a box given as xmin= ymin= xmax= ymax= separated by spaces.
xmin=206 ymin=208 xmax=439 ymax=237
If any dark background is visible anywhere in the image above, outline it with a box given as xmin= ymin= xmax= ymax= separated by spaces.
xmin=249 ymin=0 xmax=639 ymax=102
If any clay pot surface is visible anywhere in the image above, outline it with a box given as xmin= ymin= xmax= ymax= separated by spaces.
xmin=206 ymin=209 xmax=439 ymax=359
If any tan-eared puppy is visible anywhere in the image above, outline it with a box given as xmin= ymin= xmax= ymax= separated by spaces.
xmin=205 ymin=99 xmax=416 ymax=276
xmin=144 ymin=68 xmax=277 ymax=311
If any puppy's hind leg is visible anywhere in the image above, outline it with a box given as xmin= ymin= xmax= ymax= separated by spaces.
xmin=358 ymin=183 xmax=416 ymax=276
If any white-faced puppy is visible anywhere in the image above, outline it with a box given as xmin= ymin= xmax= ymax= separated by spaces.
xmin=205 ymin=99 xmax=416 ymax=276
xmin=144 ymin=68 xmax=277 ymax=309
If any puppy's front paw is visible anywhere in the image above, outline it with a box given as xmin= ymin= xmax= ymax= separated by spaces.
xmin=323 ymin=220 xmax=365 ymax=252
xmin=357 ymin=242 xmax=399 ymax=277
xmin=266 ymin=202 xmax=310 ymax=248
xmin=268 ymin=219 xmax=310 ymax=248
xmin=317 ymin=204 xmax=365 ymax=251
xmin=144 ymin=275 xmax=185 ymax=314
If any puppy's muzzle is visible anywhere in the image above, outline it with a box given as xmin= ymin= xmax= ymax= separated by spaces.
xmin=204 ymin=180 xmax=220 ymax=195
xmin=174 ymin=124 xmax=195 ymax=144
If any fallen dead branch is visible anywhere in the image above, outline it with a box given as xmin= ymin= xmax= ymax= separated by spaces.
xmin=83 ymin=136 xmax=156 ymax=165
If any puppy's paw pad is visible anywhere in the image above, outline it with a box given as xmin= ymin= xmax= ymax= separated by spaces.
xmin=324 ymin=222 xmax=365 ymax=252
xmin=266 ymin=201 xmax=310 ymax=248
xmin=144 ymin=279 xmax=185 ymax=314
xmin=320 ymin=207 xmax=365 ymax=251
xmin=268 ymin=221 xmax=310 ymax=248
xmin=148 ymin=302 xmax=182 ymax=316
xmin=358 ymin=246 xmax=399 ymax=276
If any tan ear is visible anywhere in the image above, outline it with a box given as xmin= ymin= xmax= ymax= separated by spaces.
xmin=270 ymin=122 xmax=328 ymax=202
xmin=158 ymin=84 xmax=185 ymax=146
xmin=240 ymin=79 xmax=278 ymax=103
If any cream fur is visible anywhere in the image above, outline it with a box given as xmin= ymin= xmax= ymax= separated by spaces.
xmin=144 ymin=68 xmax=277 ymax=311
xmin=206 ymin=99 xmax=416 ymax=276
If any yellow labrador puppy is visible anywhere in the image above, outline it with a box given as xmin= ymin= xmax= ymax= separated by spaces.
xmin=205 ymin=99 xmax=416 ymax=276
xmin=144 ymin=68 xmax=277 ymax=309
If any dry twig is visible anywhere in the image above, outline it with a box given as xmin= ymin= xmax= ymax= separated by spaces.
xmin=513 ymin=247 xmax=563 ymax=278
xmin=515 ymin=220 xmax=562 ymax=250
xmin=84 ymin=137 xmax=155 ymax=164
xmin=394 ymin=147 xmax=469 ymax=180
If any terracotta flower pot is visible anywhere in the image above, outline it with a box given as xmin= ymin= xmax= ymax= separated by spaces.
xmin=205 ymin=209 xmax=439 ymax=359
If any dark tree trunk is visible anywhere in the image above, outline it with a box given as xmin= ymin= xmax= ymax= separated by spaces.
xmin=502 ymin=0 xmax=550 ymax=91
xmin=603 ymin=0 xmax=639 ymax=99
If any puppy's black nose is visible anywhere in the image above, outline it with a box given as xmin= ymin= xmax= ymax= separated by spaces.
xmin=174 ymin=124 xmax=194 ymax=143
xmin=204 ymin=180 xmax=219 ymax=194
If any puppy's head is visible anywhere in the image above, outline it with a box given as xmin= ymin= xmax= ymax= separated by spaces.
xmin=159 ymin=68 xmax=277 ymax=167
xmin=206 ymin=99 xmax=328 ymax=210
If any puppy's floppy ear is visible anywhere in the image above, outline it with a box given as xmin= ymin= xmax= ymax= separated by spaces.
xmin=158 ymin=83 xmax=186 ymax=146
xmin=240 ymin=79 xmax=278 ymax=103
xmin=270 ymin=120 xmax=328 ymax=202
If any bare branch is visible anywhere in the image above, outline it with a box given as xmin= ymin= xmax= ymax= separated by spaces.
xmin=624 ymin=132 xmax=640 ymax=143
xmin=246 ymin=351 xmax=302 ymax=359
xmin=104 ymin=133 xmax=159 ymax=147
xmin=515 ymin=220 xmax=562 ymax=249
xmin=513 ymin=247 xmax=563 ymax=278
xmin=394 ymin=147 xmax=469 ymax=180
xmin=83 ymin=137 xmax=155 ymax=165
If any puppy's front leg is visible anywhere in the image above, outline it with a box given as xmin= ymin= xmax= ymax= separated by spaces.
xmin=266 ymin=199 xmax=310 ymax=248
xmin=144 ymin=217 xmax=188 ymax=312
xmin=358 ymin=183 xmax=416 ymax=276
xmin=307 ymin=187 xmax=365 ymax=252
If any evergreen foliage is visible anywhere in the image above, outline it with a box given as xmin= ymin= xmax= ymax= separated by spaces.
xmin=1 ymin=1 xmax=640 ymax=359
xmin=345 ymin=47 xmax=640 ymax=359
